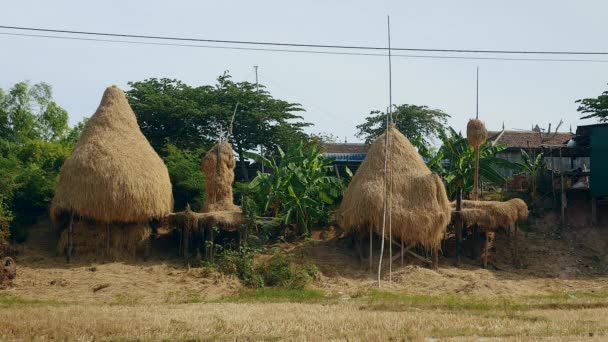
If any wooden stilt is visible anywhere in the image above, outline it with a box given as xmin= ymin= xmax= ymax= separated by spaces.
xmin=592 ymin=197 xmax=598 ymax=226
xmin=209 ymin=227 xmax=215 ymax=262
xmin=455 ymin=189 xmax=463 ymax=266
xmin=433 ymin=247 xmax=439 ymax=270
xmin=400 ymin=239 xmax=404 ymax=267
xmin=106 ymin=223 xmax=110 ymax=257
xmin=67 ymin=212 xmax=74 ymax=263
xmin=369 ymin=228 xmax=373 ymax=272
xmin=513 ymin=223 xmax=519 ymax=265
xmin=144 ymin=233 xmax=151 ymax=261
xmin=183 ymin=225 xmax=189 ymax=264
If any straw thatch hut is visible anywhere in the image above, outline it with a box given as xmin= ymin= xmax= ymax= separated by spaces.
xmin=51 ymin=85 xmax=173 ymax=258
xmin=338 ymin=124 xmax=451 ymax=253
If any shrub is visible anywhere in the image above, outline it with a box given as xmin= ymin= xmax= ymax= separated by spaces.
xmin=163 ymin=144 xmax=206 ymax=211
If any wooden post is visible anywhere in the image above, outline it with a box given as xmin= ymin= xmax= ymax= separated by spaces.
xmin=433 ymin=247 xmax=439 ymax=270
xmin=560 ymin=147 xmax=566 ymax=227
xmin=183 ymin=225 xmax=189 ymax=263
xmin=67 ymin=212 xmax=74 ymax=263
xmin=106 ymin=223 xmax=110 ymax=257
xmin=592 ymin=197 xmax=598 ymax=226
xmin=144 ymin=233 xmax=151 ymax=261
xmin=513 ymin=223 xmax=518 ymax=265
xmin=455 ymin=189 xmax=463 ymax=266
xmin=400 ymin=239 xmax=404 ymax=267
xmin=369 ymin=227 xmax=373 ymax=272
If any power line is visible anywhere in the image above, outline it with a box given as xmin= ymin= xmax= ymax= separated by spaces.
xmin=2 ymin=24 xmax=608 ymax=56
xmin=3 ymin=32 xmax=608 ymax=64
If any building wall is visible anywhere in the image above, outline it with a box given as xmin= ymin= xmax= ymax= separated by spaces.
xmin=591 ymin=126 xmax=608 ymax=197
xmin=495 ymin=151 xmax=589 ymax=178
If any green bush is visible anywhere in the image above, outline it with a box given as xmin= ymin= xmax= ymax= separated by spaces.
xmin=163 ymin=144 xmax=206 ymax=211
xmin=217 ymin=247 xmax=316 ymax=289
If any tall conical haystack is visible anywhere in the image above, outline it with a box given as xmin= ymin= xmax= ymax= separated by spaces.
xmin=51 ymin=85 xmax=173 ymax=223
xmin=51 ymin=85 xmax=173 ymax=258
xmin=337 ymin=125 xmax=451 ymax=249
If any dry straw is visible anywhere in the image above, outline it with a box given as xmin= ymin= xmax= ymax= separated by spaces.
xmin=201 ymin=141 xmax=240 ymax=213
xmin=466 ymin=118 xmax=488 ymax=148
xmin=51 ymin=85 xmax=173 ymax=223
xmin=199 ymin=141 xmax=242 ymax=230
xmin=338 ymin=124 xmax=451 ymax=250
xmin=450 ymin=199 xmax=528 ymax=231
xmin=57 ymin=219 xmax=151 ymax=259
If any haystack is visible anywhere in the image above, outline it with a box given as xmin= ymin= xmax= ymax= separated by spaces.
xmin=338 ymin=124 xmax=451 ymax=250
xmin=51 ymin=85 xmax=173 ymax=258
xmin=451 ymin=198 xmax=528 ymax=231
xmin=466 ymin=118 xmax=488 ymax=148
xmin=200 ymin=141 xmax=242 ymax=231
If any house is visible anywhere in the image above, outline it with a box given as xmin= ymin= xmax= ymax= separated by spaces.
xmin=488 ymin=129 xmax=576 ymax=177
xmin=320 ymin=143 xmax=369 ymax=175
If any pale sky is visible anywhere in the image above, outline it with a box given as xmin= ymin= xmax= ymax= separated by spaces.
xmin=2 ymin=1 xmax=608 ymax=143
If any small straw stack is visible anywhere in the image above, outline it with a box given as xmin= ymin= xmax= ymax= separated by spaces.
xmin=466 ymin=118 xmax=488 ymax=201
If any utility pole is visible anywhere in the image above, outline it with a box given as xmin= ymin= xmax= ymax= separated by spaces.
xmin=255 ymin=65 xmax=264 ymax=173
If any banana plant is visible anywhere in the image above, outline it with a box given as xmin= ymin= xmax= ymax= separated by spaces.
xmin=245 ymin=142 xmax=345 ymax=236
xmin=435 ymin=127 xmax=522 ymax=199
xmin=517 ymin=149 xmax=545 ymax=202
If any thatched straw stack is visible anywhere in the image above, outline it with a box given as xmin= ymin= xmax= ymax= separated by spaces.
xmin=200 ymin=141 xmax=242 ymax=231
xmin=338 ymin=124 xmax=451 ymax=249
xmin=466 ymin=118 xmax=488 ymax=148
xmin=57 ymin=219 xmax=151 ymax=259
xmin=450 ymin=198 xmax=528 ymax=231
xmin=51 ymin=85 xmax=173 ymax=257
xmin=201 ymin=141 xmax=240 ymax=213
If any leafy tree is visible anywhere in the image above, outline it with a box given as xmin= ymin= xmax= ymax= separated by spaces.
xmin=576 ymin=87 xmax=608 ymax=122
xmin=0 ymin=81 xmax=78 ymax=242
xmin=126 ymin=73 xmax=310 ymax=180
xmin=356 ymin=104 xmax=450 ymax=146
xmin=0 ymin=82 xmax=69 ymax=143
xmin=245 ymin=142 xmax=344 ymax=236
xmin=435 ymin=128 xmax=521 ymax=199
xmin=162 ymin=144 xmax=206 ymax=211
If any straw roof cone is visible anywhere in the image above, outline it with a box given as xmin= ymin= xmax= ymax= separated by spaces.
xmin=467 ymin=118 xmax=488 ymax=148
xmin=51 ymin=85 xmax=173 ymax=223
xmin=337 ymin=124 xmax=451 ymax=249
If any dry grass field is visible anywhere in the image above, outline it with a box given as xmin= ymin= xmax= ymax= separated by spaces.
xmin=2 ymin=214 xmax=608 ymax=341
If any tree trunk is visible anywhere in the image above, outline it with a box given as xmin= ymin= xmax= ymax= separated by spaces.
xmin=236 ymin=145 xmax=249 ymax=182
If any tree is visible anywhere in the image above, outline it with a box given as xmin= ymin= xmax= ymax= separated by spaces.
xmin=576 ymin=87 xmax=608 ymax=122
xmin=0 ymin=81 xmax=77 ymax=242
xmin=0 ymin=82 xmax=69 ymax=143
xmin=356 ymin=104 xmax=450 ymax=146
xmin=126 ymin=73 xmax=310 ymax=180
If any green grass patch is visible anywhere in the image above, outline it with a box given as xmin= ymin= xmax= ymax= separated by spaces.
xmin=356 ymin=289 xmax=608 ymax=313
xmin=224 ymin=288 xmax=326 ymax=303
xmin=0 ymin=294 xmax=65 ymax=307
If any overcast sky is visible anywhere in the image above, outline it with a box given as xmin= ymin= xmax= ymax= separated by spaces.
xmin=2 ymin=1 xmax=608 ymax=143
